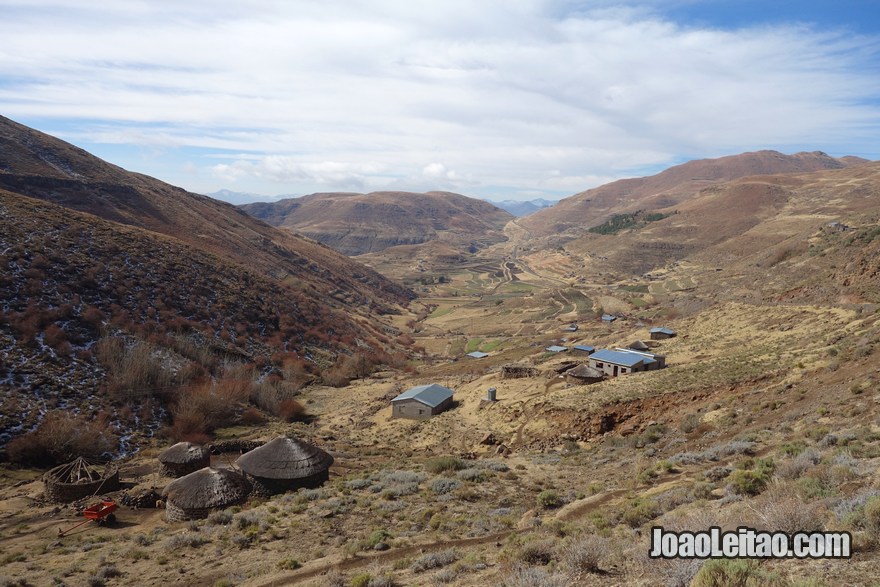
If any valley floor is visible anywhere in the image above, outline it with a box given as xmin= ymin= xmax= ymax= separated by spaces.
xmin=3 ymin=222 xmax=880 ymax=587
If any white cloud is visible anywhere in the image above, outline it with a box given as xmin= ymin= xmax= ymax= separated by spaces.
xmin=422 ymin=163 xmax=457 ymax=180
xmin=0 ymin=0 xmax=878 ymax=199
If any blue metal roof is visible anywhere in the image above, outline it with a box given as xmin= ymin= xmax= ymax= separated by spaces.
xmin=590 ymin=349 xmax=647 ymax=368
xmin=546 ymin=345 xmax=568 ymax=352
xmin=392 ymin=384 xmax=454 ymax=407
xmin=573 ymin=345 xmax=595 ymax=352
xmin=466 ymin=351 xmax=489 ymax=359
xmin=649 ymin=327 xmax=676 ymax=335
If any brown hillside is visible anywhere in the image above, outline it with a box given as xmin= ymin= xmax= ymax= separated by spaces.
xmin=241 ymin=191 xmax=513 ymax=255
xmin=0 ymin=117 xmax=418 ymax=454
xmin=523 ymin=150 xmax=869 ymax=236
xmin=0 ymin=115 xmax=410 ymax=310
xmin=560 ymin=161 xmax=880 ymax=281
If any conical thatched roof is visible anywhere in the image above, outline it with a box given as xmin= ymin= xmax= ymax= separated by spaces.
xmin=162 ymin=467 xmax=251 ymax=509
xmin=566 ymin=365 xmax=604 ymax=379
xmin=159 ymin=442 xmax=211 ymax=464
xmin=629 ymin=340 xmax=649 ymax=351
xmin=236 ymin=436 xmax=333 ymax=480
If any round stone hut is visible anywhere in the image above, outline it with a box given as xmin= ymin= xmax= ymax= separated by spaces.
xmin=161 ymin=467 xmax=251 ymax=522
xmin=44 ymin=457 xmax=120 ymax=503
xmin=235 ymin=436 xmax=333 ymax=496
xmin=158 ymin=442 xmax=211 ymax=477
xmin=564 ymin=364 xmax=605 ymax=385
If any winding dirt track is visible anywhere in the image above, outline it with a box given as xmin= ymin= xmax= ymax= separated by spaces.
xmin=245 ymin=480 xmax=673 ymax=586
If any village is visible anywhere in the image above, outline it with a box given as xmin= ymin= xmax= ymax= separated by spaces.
xmin=28 ymin=310 xmax=680 ymax=532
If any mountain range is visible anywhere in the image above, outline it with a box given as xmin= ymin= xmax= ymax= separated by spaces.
xmin=240 ymin=191 xmax=513 ymax=255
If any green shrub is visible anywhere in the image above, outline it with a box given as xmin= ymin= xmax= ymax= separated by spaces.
xmin=692 ymin=559 xmax=783 ymax=586
xmin=276 ymin=558 xmax=301 ymax=570
xmin=864 ymin=497 xmax=880 ymax=532
xmin=537 ymin=490 xmax=562 ymax=509
xmin=729 ymin=470 xmax=769 ymax=496
xmin=424 ymin=456 xmax=465 ymax=474
xmin=620 ymin=497 xmax=661 ymax=528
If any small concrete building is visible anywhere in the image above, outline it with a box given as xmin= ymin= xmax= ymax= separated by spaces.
xmin=614 ymin=348 xmax=666 ymax=369
xmin=649 ymin=327 xmax=676 ymax=340
xmin=391 ymin=384 xmax=454 ymax=420
xmin=589 ymin=349 xmax=659 ymax=377
xmin=573 ymin=344 xmax=595 ymax=354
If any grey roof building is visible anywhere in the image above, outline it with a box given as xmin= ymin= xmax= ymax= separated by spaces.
xmin=601 ymin=314 xmax=617 ymax=322
xmin=573 ymin=345 xmax=595 ymax=354
xmin=466 ymin=351 xmax=489 ymax=359
xmin=649 ymin=327 xmax=676 ymax=339
xmin=589 ymin=348 xmax=664 ymax=377
xmin=391 ymin=384 xmax=454 ymax=420
xmin=546 ymin=345 xmax=568 ymax=353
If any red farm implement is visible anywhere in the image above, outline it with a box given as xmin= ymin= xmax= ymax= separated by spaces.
xmin=58 ymin=500 xmax=119 ymax=537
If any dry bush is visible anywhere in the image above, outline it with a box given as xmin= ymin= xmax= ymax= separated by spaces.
xmin=96 ymin=336 xmax=175 ymax=402
xmin=249 ymin=379 xmax=300 ymax=417
xmin=7 ymin=411 xmax=118 ymax=466
xmin=321 ymin=353 xmax=374 ymax=387
xmin=240 ymin=407 xmax=268 ymax=425
xmin=168 ymin=379 xmax=251 ymax=439
xmin=748 ymin=482 xmax=826 ymax=533
xmin=516 ymin=539 xmax=556 ymax=566
xmin=560 ymin=533 xmax=610 ymax=576
xmin=500 ymin=565 xmax=567 ymax=587
xmin=278 ymin=399 xmax=307 ymax=422
xmin=774 ymin=449 xmax=821 ymax=481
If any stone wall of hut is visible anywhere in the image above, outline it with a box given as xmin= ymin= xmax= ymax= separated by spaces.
xmin=247 ymin=470 xmax=330 ymax=497
xmin=501 ymin=365 xmax=539 ymax=379
xmin=160 ymin=457 xmax=210 ymax=478
xmin=44 ymin=467 xmax=120 ymax=503
xmin=165 ymin=501 xmax=210 ymax=522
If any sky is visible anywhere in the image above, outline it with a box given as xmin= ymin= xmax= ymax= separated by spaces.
xmin=1 ymin=0 xmax=879 ymax=203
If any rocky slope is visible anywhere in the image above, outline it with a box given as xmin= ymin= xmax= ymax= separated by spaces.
xmin=0 ymin=116 xmax=416 ymax=454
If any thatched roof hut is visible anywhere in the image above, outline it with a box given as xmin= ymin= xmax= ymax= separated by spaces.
xmin=158 ymin=442 xmax=211 ymax=477
xmin=44 ymin=457 xmax=120 ymax=503
xmin=565 ymin=364 xmax=605 ymax=385
xmin=236 ymin=436 xmax=333 ymax=496
xmin=162 ymin=467 xmax=251 ymax=521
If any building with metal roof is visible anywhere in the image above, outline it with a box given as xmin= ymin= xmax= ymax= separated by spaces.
xmin=601 ymin=314 xmax=617 ymax=322
xmin=649 ymin=326 xmax=676 ymax=339
xmin=614 ymin=347 xmax=666 ymax=369
xmin=466 ymin=351 xmax=489 ymax=359
xmin=545 ymin=345 xmax=568 ymax=353
xmin=391 ymin=384 xmax=454 ymax=420
xmin=561 ymin=323 xmax=579 ymax=332
xmin=573 ymin=345 xmax=595 ymax=354
xmin=588 ymin=348 xmax=662 ymax=377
